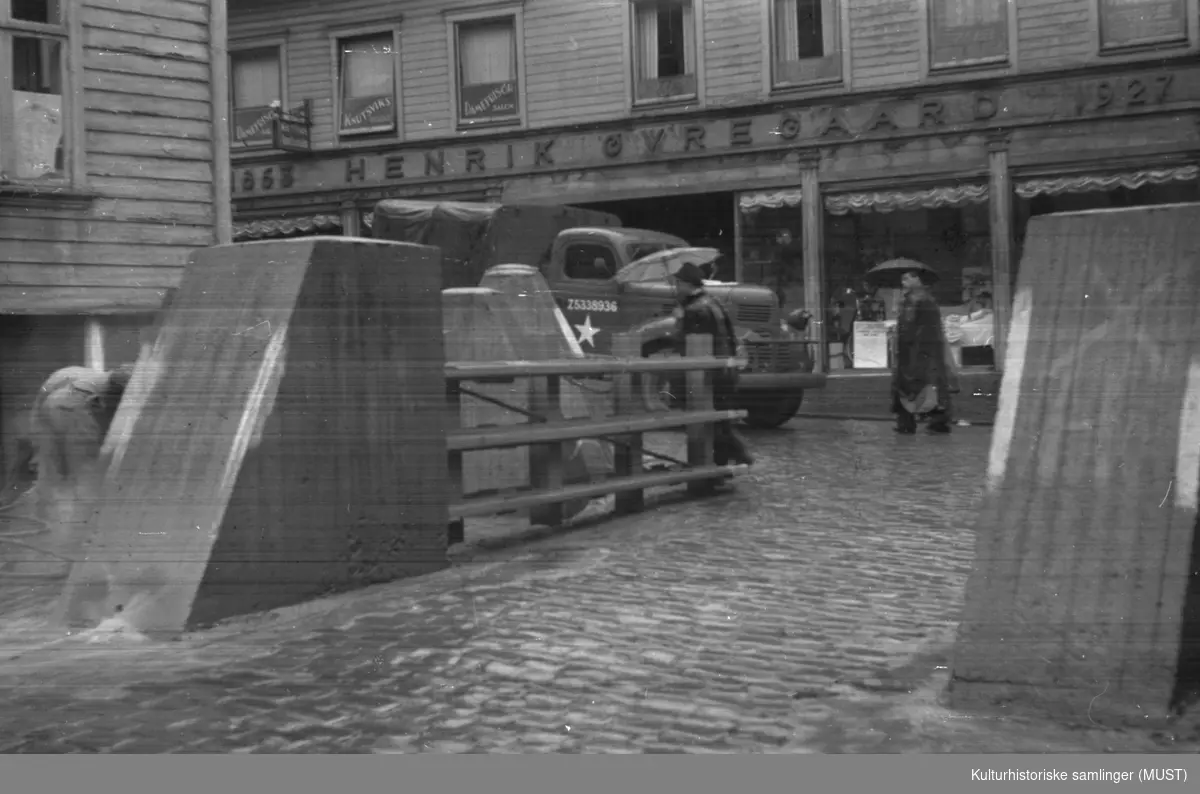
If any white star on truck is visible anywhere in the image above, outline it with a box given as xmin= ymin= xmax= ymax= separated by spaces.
xmin=574 ymin=315 xmax=600 ymax=348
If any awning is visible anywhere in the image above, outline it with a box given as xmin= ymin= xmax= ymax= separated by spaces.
xmin=1014 ymin=164 xmax=1199 ymax=200
xmin=738 ymin=189 xmax=802 ymax=211
xmin=233 ymin=214 xmax=342 ymax=242
xmin=740 ymin=183 xmax=990 ymax=215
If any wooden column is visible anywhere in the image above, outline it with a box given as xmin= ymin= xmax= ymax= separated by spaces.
xmin=210 ymin=0 xmax=233 ymax=246
xmin=85 ymin=318 xmax=105 ymax=371
xmin=988 ymin=135 xmax=1014 ymax=369
xmin=799 ymin=156 xmax=825 ymax=374
xmin=340 ymin=203 xmax=362 ymax=237
xmin=732 ymin=193 xmax=745 ymax=283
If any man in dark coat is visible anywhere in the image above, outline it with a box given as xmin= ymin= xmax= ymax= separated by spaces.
xmin=892 ymin=270 xmax=954 ymax=434
xmin=670 ymin=262 xmax=754 ymax=466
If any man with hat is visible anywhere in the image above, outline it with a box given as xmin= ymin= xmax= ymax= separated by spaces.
xmin=669 ymin=261 xmax=754 ymax=467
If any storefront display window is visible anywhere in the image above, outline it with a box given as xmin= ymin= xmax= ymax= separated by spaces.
xmin=736 ymin=200 xmax=804 ymax=310
xmin=822 ymin=192 xmax=993 ymax=372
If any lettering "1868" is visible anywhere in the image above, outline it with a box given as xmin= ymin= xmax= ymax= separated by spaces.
xmin=233 ymin=164 xmax=295 ymax=193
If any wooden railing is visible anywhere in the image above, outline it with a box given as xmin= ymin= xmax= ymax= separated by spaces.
xmin=444 ymin=332 xmax=747 ymax=540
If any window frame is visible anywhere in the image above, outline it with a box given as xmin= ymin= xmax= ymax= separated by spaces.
xmin=563 ymin=241 xmax=620 ymax=282
xmin=445 ymin=4 xmax=526 ymax=132
xmin=766 ymin=0 xmax=844 ymax=91
xmin=0 ymin=1 xmax=85 ymax=190
xmin=628 ymin=0 xmax=704 ymax=107
xmin=924 ymin=0 xmax=1013 ymax=73
xmin=328 ymin=23 xmax=402 ymax=145
xmin=1094 ymin=0 xmax=1193 ymax=54
xmin=228 ymin=37 xmax=288 ymax=151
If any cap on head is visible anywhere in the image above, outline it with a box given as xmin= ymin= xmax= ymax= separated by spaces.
xmin=672 ymin=261 xmax=706 ymax=288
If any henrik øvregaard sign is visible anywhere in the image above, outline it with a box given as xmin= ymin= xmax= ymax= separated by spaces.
xmin=460 ymin=80 xmax=518 ymax=121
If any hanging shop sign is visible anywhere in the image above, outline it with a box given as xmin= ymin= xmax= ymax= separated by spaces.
xmin=231 ymin=64 xmax=1198 ymax=198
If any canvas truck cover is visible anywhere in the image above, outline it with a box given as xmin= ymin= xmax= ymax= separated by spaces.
xmin=371 ymin=199 xmax=621 ymax=289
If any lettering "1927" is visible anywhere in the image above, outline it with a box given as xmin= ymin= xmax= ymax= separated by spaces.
xmin=233 ymin=164 xmax=295 ymax=193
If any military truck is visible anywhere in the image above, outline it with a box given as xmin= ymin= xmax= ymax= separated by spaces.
xmin=371 ymin=199 xmax=824 ymax=428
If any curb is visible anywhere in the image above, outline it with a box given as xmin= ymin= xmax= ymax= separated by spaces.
xmin=793 ymin=412 xmax=995 ymax=428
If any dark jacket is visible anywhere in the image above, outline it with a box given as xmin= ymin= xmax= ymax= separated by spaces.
xmin=892 ymin=288 xmax=953 ymax=410
xmin=673 ymin=290 xmax=740 ymax=407
xmin=673 ymin=290 xmax=739 ymax=358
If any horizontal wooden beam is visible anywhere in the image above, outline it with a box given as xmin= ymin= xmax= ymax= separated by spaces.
xmin=447 ymin=409 xmax=747 ymax=452
xmin=446 ymin=355 xmax=743 ymax=381
xmin=449 ymin=464 xmax=737 ymax=520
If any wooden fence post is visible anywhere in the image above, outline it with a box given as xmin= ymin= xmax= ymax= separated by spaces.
xmin=445 ymin=377 xmax=466 ymax=545
xmin=685 ymin=334 xmax=717 ymax=496
xmin=612 ymin=332 xmax=645 ymax=515
xmin=528 ymin=334 xmax=566 ymax=527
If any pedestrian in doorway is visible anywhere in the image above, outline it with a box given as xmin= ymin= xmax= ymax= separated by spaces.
xmin=670 ymin=262 xmax=755 ymax=466
xmin=892 ymin=269 xmax=954 ymax=434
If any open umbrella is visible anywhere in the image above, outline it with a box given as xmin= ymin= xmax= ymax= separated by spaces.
xmin=615 ymin=247 xmax=722 ymax=284
xmin=864 ymin=258 xmax=939 ymax=289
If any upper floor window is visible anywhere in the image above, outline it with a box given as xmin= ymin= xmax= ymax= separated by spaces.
xmin=452 ymin=12 xmax=521 ymax=128
xmin=771 ymin=0 xmax=841 ymax=88
xmin=632 ymin=0 xmax=698 ymax=103
xmin=1098 ymin=0 xmax=1189 ymax=52
xmin=928 ymin=0 xmax=1010 ymax=70
xmin=2 ymin=0 xmax=70 ymax=183
xmin=337 ymin=32 xmax=398 ymax=138
xmin=231 ymin=45 xmax=283 ymax=149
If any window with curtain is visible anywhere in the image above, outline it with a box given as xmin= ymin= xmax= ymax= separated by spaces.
xmin=456 ymin=17 xmax=519 ymax=125
xmin=338 ymin=33 xmax=397 ymax=136
xmin=632 ymin=0 xmax=697 ymax=102
xmin=231 ymin=48 xmax=282 ymax=147
xmin=928 ymin=0 xmax=1009 ymax=68
xmin=771 ymin=0 xmax=841 ymax=87
xmin=1098 ymin=0 xmax=1188 ymax=51
xmin=3 ymin=0 xmax=68 ymax=180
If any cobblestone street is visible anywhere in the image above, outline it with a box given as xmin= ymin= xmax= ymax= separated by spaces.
xmin=0 ymin=419 xmax=1191 ymax=753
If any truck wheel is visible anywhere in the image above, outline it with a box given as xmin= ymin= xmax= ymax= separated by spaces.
xmin=742 ymin=393 xmax=804 ymax=429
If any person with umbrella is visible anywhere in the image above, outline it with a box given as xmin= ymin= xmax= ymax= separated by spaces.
xmin=865 ymin=258 xmax=956 ymax=435
xmin=669 ymin=261 xmax=755 ymax=466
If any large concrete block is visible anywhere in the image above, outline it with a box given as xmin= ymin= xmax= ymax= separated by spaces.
xmin=56 ymin=237 xmax=452 ymax=634
xmin=950 ymin=202 xmax=1200 ymax=724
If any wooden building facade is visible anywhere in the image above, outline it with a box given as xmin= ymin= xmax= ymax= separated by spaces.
xmin=0 ymin=0 xmax=230 ymax=471
xmin=227 ymin=0 xmax=1200 ymax=375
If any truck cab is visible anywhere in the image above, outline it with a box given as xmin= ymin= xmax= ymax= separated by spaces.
xmin=368 ymin=198 xmax=825 ymax=429
xmin=544 ymin=227 xmax=825 ymax=428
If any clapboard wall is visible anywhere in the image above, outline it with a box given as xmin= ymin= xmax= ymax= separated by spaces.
xmin=0 ymin=0 xmax=223 ymax=315
xmin=227 ymin=0 xmax=1200 ymax=154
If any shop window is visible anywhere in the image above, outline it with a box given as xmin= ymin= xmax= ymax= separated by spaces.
xmin=928 ymin=0 xmax=1009 ymax=70
xmin=771 ymin=0 xmax=841 ymax=88
xmin=737 ymin=205 xmax=805 ymax=309
xmin=1097 ymin=0 xmax=1189 ymax=52
xmin=2 ymin=0 xmax=69 ymax=183
xmin=823 ymin=202 xmax=995 ymax=371
xmin=231 ymin=45 xmax=283 ymax=148
xmin=451 ymin=11 xmax=522 ymax=128
xmin=632 ymin=0 xmax=698 ymax=103
xmin=564 ymin=243 xmax=618 ymax=281
xmin=336 ymin=32 xmax=398 ymax=138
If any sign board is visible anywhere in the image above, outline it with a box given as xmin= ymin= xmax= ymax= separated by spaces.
xmin=14 ymin=90 xmax=62 ymax=179
xmin=340 ymin=94 xmax=395 ymax=135
xmin=1099 ymin=0 xmax=1188 ymax=50
xmin=230 ymin=64 xmax=1198 ymax=199
xmin=853 ymin=322 xmax=891 ymax=369
xmin=233 ymin=105 xmax=275 ymax=148
xmin=460 ymin=80 xmax=518 ymax=122
xmin=273 ymin=101 xmax=312 ymax=153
